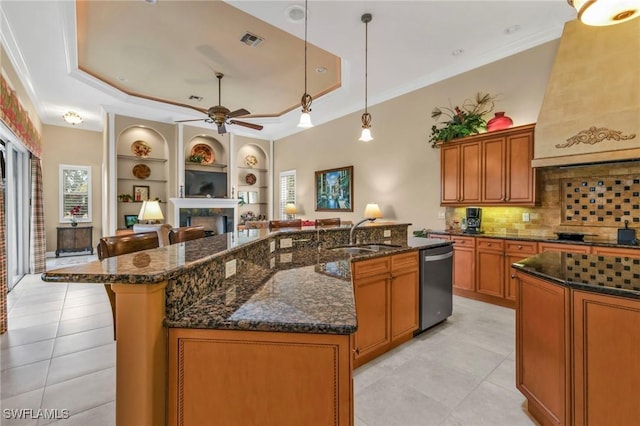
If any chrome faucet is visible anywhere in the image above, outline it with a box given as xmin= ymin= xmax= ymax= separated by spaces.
xmin=350 ymin=217 xmax=377 ymax=245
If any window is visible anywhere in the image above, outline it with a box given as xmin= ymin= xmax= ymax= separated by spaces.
xmin=59 ymin=164 xmax=91 ymax=223
xmin=279 ymin=170 xmax=296 ymax=219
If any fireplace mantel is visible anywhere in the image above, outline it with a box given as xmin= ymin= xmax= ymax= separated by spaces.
xmin=169 ymin=198 xmax=239 ymax=228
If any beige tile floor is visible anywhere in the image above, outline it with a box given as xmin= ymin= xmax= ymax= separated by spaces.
xmin=1 ymin=255 xmax=538 ymax=426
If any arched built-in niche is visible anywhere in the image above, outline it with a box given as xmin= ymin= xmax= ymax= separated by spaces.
xmin=236 ymin=143 xmax=269 ymax=223
xmin=116 ymin=125 xmax=169 ymax=229
xmin=184 ymin=135 xmax=228 ymax=198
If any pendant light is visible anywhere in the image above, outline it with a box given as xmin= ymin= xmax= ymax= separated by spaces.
xmin=358 ymin=13 xmax=373 ymax=142
xmin=568 ymin=0 xmax=640 ymax=26
xmin=297 ymin=0 xmax=313 ymax=128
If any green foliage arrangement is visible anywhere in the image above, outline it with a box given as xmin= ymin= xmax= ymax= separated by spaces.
xmin=429 ymin=92 xmax=496 ymax=148
xmin=189 ymin=154 xmax=205 ymax=163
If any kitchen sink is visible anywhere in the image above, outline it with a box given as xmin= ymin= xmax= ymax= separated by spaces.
xmin=328 ymin=243 xmax=401 ymax=254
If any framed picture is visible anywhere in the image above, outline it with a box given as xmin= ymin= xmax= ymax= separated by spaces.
xmin=238 ymin=191 xmax=248 ymax=204
xmin=124 ymin=214 xmax=139 ymax=229
xmin=133 ymin=185 xmax=150 ymax=202
xmin=248 ymin=191 xmax=258 ymax=204
xmin=315 ymin=165 xmax=353 ymax=212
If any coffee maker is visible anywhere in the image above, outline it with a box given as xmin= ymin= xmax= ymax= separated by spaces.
xmin=465 ymin=207 xmax=482 ymax=233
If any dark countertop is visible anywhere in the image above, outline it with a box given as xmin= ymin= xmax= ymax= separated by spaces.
xmin=42 ymin=223 xmax=451 ymax=335
xmin=426 ymin=230 xmax=640 ymax=249
xmin=512 ymin=251 xmax=640 ymax=300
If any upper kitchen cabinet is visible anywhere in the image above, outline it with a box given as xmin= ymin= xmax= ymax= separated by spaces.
xmin=440 ymin=123 xmax=537 ymax=206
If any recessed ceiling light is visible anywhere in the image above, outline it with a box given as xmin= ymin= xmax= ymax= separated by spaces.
xmin=145 ymin=0 xmax=157 ymax=4
xmin=315 ymin=67 xmax=327 ymax=73
xmin=505 ymin=25 xmax=521 ymax=35
xmin=451 ymin=49 xmax=464 ymax=56
xmin=285 ymin=4 xmax=306 ymax=23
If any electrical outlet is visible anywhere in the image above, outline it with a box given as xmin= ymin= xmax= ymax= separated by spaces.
xmin=383 ymin=229 xmax=391 ymax=237
xmin=522 ymin=212 xmax=530 ymax=222
xmin=225 ymin=259 xmax=237 ymax=278
xmin=438 ymin=211 xmax=445 ymax=219
xmin=280 ymin=238 xmax=292 ymax=248
xmin=270 ymin=240 xmax=276 ymax=253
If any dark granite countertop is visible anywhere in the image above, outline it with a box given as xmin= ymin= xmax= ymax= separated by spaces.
xmin=42 ymin=223 xmax=443 ymax=335
xmin=426 ymin=230 xmax=640 ymax=249
xmin=512 ymin=251 xmax=640 ymax=300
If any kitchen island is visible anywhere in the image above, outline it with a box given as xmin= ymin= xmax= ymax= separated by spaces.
xmin=512 ymin=252 xmax=640 ymax=426
xmin=42 ymin=223 xmax=451 ymax=426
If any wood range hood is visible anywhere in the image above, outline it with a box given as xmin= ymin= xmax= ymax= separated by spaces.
xmin=533 ymin=18 xmax=640 ymax=168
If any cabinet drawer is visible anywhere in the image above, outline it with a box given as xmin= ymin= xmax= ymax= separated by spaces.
xmin=476 ymin=238 xmax=504 ymax=252
xmin=451 ymin=236 xmax=475 ymax=247
xmin=391 ymin=251 xmax=418 ymax=271
xmin=353 ymin=256 xmax=391 ymax=279
xmin=505 ymin=240 xmax=537 ymax=255
xmin=538 ymin=242 xmax=591 ymax=255
xmin=427 ymin=234 xmax=451 ymax=241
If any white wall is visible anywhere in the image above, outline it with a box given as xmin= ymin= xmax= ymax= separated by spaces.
xmin=273 ymin=41 xmax=559 ymax=233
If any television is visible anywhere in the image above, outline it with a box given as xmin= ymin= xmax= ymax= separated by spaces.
xmin=185 ymin=170 xmax=228 ymax=198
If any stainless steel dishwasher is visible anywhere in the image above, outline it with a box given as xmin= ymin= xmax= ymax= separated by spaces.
xmin=416 ymin=244 xmax=454 ymax=333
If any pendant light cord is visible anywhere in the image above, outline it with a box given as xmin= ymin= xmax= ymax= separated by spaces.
xmin=304 ymin=0 xmax=308 ymax=97
xmin=364 ymin=17 xmax=368 ymax=114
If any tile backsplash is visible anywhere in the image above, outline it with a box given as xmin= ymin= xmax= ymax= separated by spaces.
xmin=445 ymin=161 xmax=640 ymax=242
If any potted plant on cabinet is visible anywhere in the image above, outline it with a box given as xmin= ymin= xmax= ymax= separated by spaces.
xmin=428 ymin=92 xmax=497 ymax=148
xmin=118 ymin=193 xmax=133 ymax=202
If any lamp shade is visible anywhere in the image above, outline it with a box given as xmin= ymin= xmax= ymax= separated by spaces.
xmin=569 ymin=0 xmax=640 ymax=26
xmin=138 ymin=200 xmax=164 ymax=222
xmin=359 ymin=128 xmax=373 ymax=142
xmin=363 ymin=203 xmax=383 ymax=219
xmin=284 ymin=203 xmax=297 ymax=215
xmin=298 ymin=112 xmax=313 ymax=128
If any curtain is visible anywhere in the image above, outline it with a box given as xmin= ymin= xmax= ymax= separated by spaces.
xmin=29 ymin=157 xmax=45 ymax=273
xmin=0 ymin=172 xmax=7 ymax=334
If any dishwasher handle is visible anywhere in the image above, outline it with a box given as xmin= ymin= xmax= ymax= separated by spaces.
xmin=423 ymin=251 xmax=453 ymax=262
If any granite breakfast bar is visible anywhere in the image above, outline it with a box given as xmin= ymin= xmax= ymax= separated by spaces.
xmin=41 ymin=223 xmax=438 ymax=426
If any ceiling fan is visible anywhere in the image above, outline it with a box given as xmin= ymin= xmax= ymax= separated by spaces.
xmin=176 ymin=72 xmax=263 ymax=135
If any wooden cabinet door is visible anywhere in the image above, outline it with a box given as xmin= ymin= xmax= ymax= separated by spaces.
xmin=352 ymin=273 xmax=390 ymax=367
xmin=481 ymin=137 xmax=506 ymax=203
xmin=516 ymin=272 xmax=570 ymax=426
xmin=475 ymin=238 xmax=504 ymax=298
xmin=441 ymin=144 xmax=461 ymax=204
xmin=390 ymin=252 xmax=419 ymax=342
xmin=506 ymin=130 xmax=535 ymax=204
xmin=452 ymin=237 xmax=475 ymax=291
xmin=460 ymin=141 xmax=481 ymax=203
xmin=504 ymin=241 xmax=538 ymax=301
xmin=572 ymin=291 xmax=640 ymax=426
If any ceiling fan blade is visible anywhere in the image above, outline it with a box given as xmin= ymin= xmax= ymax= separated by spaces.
xmin=217 ymin=123 xmax=227 ymax=135
xmin=175 ymin=118 xmax=206 ymax=123
xmin=227 ymin=108 xmax=250 ymax=118
xmin=229 ymin=120 xmax=264 ymax=131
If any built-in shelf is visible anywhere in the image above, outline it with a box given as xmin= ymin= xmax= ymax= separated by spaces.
xmin=119 ymin=201 xmax=167 ymax=204
xmin=118 ymin=155 xmax=168 ymax=163
xmin=118 ymin=178 xmax=168 ymax=183
xmin=237 ymin=166 xmax=267 ymax=172
xmin=238 ymin=185 xmax=267 ymax=188
xmin=185 ymin=161 xmax=228 ymax=169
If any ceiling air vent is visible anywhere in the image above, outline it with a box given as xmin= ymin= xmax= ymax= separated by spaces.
xmin=240 ymin=32 xmax=264 ymax=47
xmin=188 ymin=95 xmax=203 ymax=101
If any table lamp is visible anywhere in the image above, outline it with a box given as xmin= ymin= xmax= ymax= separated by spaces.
xmin=138 ymin=200 xmax=164 ymax=224
xmin=284 ymin=203 xmax=297 ymax=220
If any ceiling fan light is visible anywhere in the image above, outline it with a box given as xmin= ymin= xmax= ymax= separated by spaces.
xmin=569 ymin=0 xmax=640 ymax=26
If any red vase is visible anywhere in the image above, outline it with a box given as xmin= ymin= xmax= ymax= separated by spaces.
xmin=487 ymin=112 xmax=513 ymax=132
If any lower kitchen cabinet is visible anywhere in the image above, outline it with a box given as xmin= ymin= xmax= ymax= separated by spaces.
xmin=352 ymin=251 xmax=419 ymax=368
xmin=476 ymin=238 xmax=505 ymax=298
xmin=504 ymin=240 xmax=538 ymax=302
xmin=572 ymin=291 xmax=640 ymax=426
xmin=590 ymin=246 xmax=640 ymax=258
xmin=515 ymin=271 xmax=571 ymax=426
xmin=451 ymin=236 xmax=475 ymax=292
xmin=168 ymin=328 xmax=353 ymax=426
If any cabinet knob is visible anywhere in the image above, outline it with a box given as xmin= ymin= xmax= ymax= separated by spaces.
xmin=487 ymin=243 xmax=492 ymax=247
xmin=518 ymin=245 xmax=523 ymax=249
xmin=511 ymin=274 xmax=516 ymax=279
xmin=354 ymin=348 xmax=360 ymax=355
